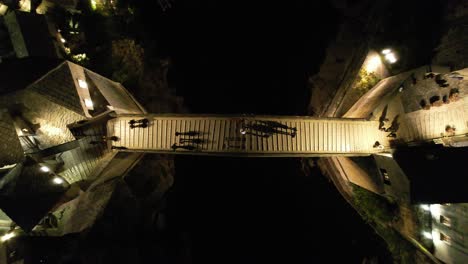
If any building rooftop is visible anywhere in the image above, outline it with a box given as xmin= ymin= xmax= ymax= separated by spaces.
xmin=0 ymin=111 xmax=24 ymax=167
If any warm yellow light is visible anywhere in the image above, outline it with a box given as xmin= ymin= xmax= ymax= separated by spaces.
xmin=384 ymin=53 xmax=397 ymax=63
xmin=52 ymin=177 xmax=64 ymax=184
xmin=40 ymin=166 xmax=50 ymax=172
xmin=60 ymin=38 xmax=66 ymax=43
xmin=423 ymin=231 xmax=433 ymax=240
xmin=381 ymin=49 xmax=391 ymax=55
xmin=1 ymin=232 xmax=15 ymax=242
xmin=430 ymin=204 xmax=441 ymax=216
xmin=420 ymin=204 xmax=430 ymax=211
xmin=84 ymin=98 xmax=94 ymax=109
xmin=364 ymin=55 xmax=382 ymax=73
xmin=78 ymin=79 xmax=88 ymax=89
xmin=91 ymin=0 xmax=97 ymax=10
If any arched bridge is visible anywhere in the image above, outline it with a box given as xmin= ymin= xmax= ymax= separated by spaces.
xmin=106 ymin=114 xmax=389 ymax=157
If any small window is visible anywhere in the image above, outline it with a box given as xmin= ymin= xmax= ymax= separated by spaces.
xmin=380 ymin=168 xmax=391 ymax=185
xmin=78 ymin=79 xmax=88 ymax=89
xmin=84 ymin=98 xmax=94 ymax=109
xmin=440 ymin=215 xmax=451 ymax=227
xmin=440 ymin=232 xmax=451 ymax=244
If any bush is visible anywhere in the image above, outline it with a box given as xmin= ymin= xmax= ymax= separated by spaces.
xmin=353 ymin=68 xmax=381 ymax=96
xmin=353 ymin=185 xmax=396 ymax=223
xmin=111 ymin=39 xmax=145 ymax=86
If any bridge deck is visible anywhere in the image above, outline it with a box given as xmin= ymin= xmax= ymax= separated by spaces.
xmin=107 ymin=115 xmax=389 ymax=156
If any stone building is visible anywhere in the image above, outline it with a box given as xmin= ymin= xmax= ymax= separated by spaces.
xmin=0 ymin=58 xmax=145 ymax=238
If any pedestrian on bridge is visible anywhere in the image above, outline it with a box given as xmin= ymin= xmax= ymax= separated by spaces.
xmin=245 ymin=123 xmax=296 ymax=138
xmin=129 ymin=118 xmax=149 ymax=129
xmin=111 ymin=146 xmax=128 ymax=150
xmin=129 ymin=118 xmax=149 ymax=125
xmin=130 ymin=123 xmax=148 ymax=129
xmin=175 ymin=131 xmax=200 ymax=137
xmin=179 ymin=138 xmax=204 ymax=144
xmin=385 ymin=115 xmax=400 ymax=133
xmin=378 ymin=105 xmax=389 ymax=131
xmin=257 ymin=120 xmax=297 ymax=132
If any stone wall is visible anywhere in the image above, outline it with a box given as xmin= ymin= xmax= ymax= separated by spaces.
xmin=0 ymin=110 xmax=23 ymax=166
xmin=29 ymin=62 xmax=85 ymax=116
xmin=432 ymin=0 xmax=468 ymax=70
xmin=307 ymin=21 xmax=369 ymax=117
xmin=16 ymin=90 xmax=84 ymax=149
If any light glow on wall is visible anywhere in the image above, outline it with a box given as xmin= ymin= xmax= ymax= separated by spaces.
xmin=40 ymin=166 xmax=50 ymax=172
xmin=18 ymin=0 xmax=31 ymax=12
xmin=52 ymin=177 xmax=64 ymax=185
xmin=84 ymin=98 xmax=94 ymax=109
xmin=381 ymin=49 xmax=397 ymax=64
xmin=420 ymin=204 xmax=430 ymax=211
xmin=364 ymin=55 xmax=382 ymax=73
xmin=1 ymin=232 xmax=15 ymax=242
xmin=381 ymin=49 xmax=391 ymax=55
xmin=423 ymin=231 xmax=433 ymax=240
xmin=430 ymin=204 xmax=441 ymax=216
xmin=384 ymin=53 xmax=397 ymax=63
xmin=78 ymin=79 xmax=88 ymax=89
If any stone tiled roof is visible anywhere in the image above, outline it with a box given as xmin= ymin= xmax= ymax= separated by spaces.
xmin=28 ymin=62 xmax=86 ymax=116
xmin=0 ymin=111 xmax=24 ymax=166
xmin=83 ymin=67 xmax=146 ymax=114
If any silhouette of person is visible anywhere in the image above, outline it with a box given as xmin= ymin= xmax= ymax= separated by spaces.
xmin=130 ymin=123 xmax=148 ymax=129
xmin=111 ymin=146 xmax=128 ymax=150
xmin=175 ymin=131 xmax=200 ymax=136
xmin=378 ymin=105 xmax=389 ymax=131
xmin=129 ymin=119 xmax=149 ymax=125
xmin=257 ymin=120 xmax=297 ymax=131
xmin=179 ymin=138 xmax=204 ymax=144
xmin=385 ymin=115 xmax=400 ymax=133
xmin=246 ymin=123 xmax=296 ymax=137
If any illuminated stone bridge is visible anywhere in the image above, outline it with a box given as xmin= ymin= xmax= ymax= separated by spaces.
xmin=106 ymin=114 xmax=390 ymax=157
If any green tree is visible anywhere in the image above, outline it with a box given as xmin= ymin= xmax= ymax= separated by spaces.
xmin=353 ymin=69 xmax=381 ymax=96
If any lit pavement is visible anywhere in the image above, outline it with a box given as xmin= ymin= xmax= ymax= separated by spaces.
xmin=107 ymin=115 xmax=390 ymax=156
xmin=345 ymin=66 xmax=468 ymax=145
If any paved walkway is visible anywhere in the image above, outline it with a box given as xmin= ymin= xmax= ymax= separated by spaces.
xmin=107 ymin=115 xmax=389 ymax=156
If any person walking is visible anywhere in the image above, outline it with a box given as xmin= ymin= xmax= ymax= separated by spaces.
xmin=378 ymin=105 xmax=389 ymax=131
xmin=257 ymin=120 xmax=297 ymax=131
xmin=175 ymin=131 xmax=200 ymax=136
xmin=111 ymin=146 xmax=128 ymax=150
xmin=246 ymin=123 xmax=296 ymax=137
xmin=130 ymin=122 xmax=148 ymax=129
xmin=179 ymin=138 xmax=204 ymax=144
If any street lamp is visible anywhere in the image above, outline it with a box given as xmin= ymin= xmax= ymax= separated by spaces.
xmin=52 ymin=177 xmax=64 ymax=185
xmin=381 ymin=49 xmax=398 ymax=64
xmin=40 ymin=166 xmax=50 ymax=173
